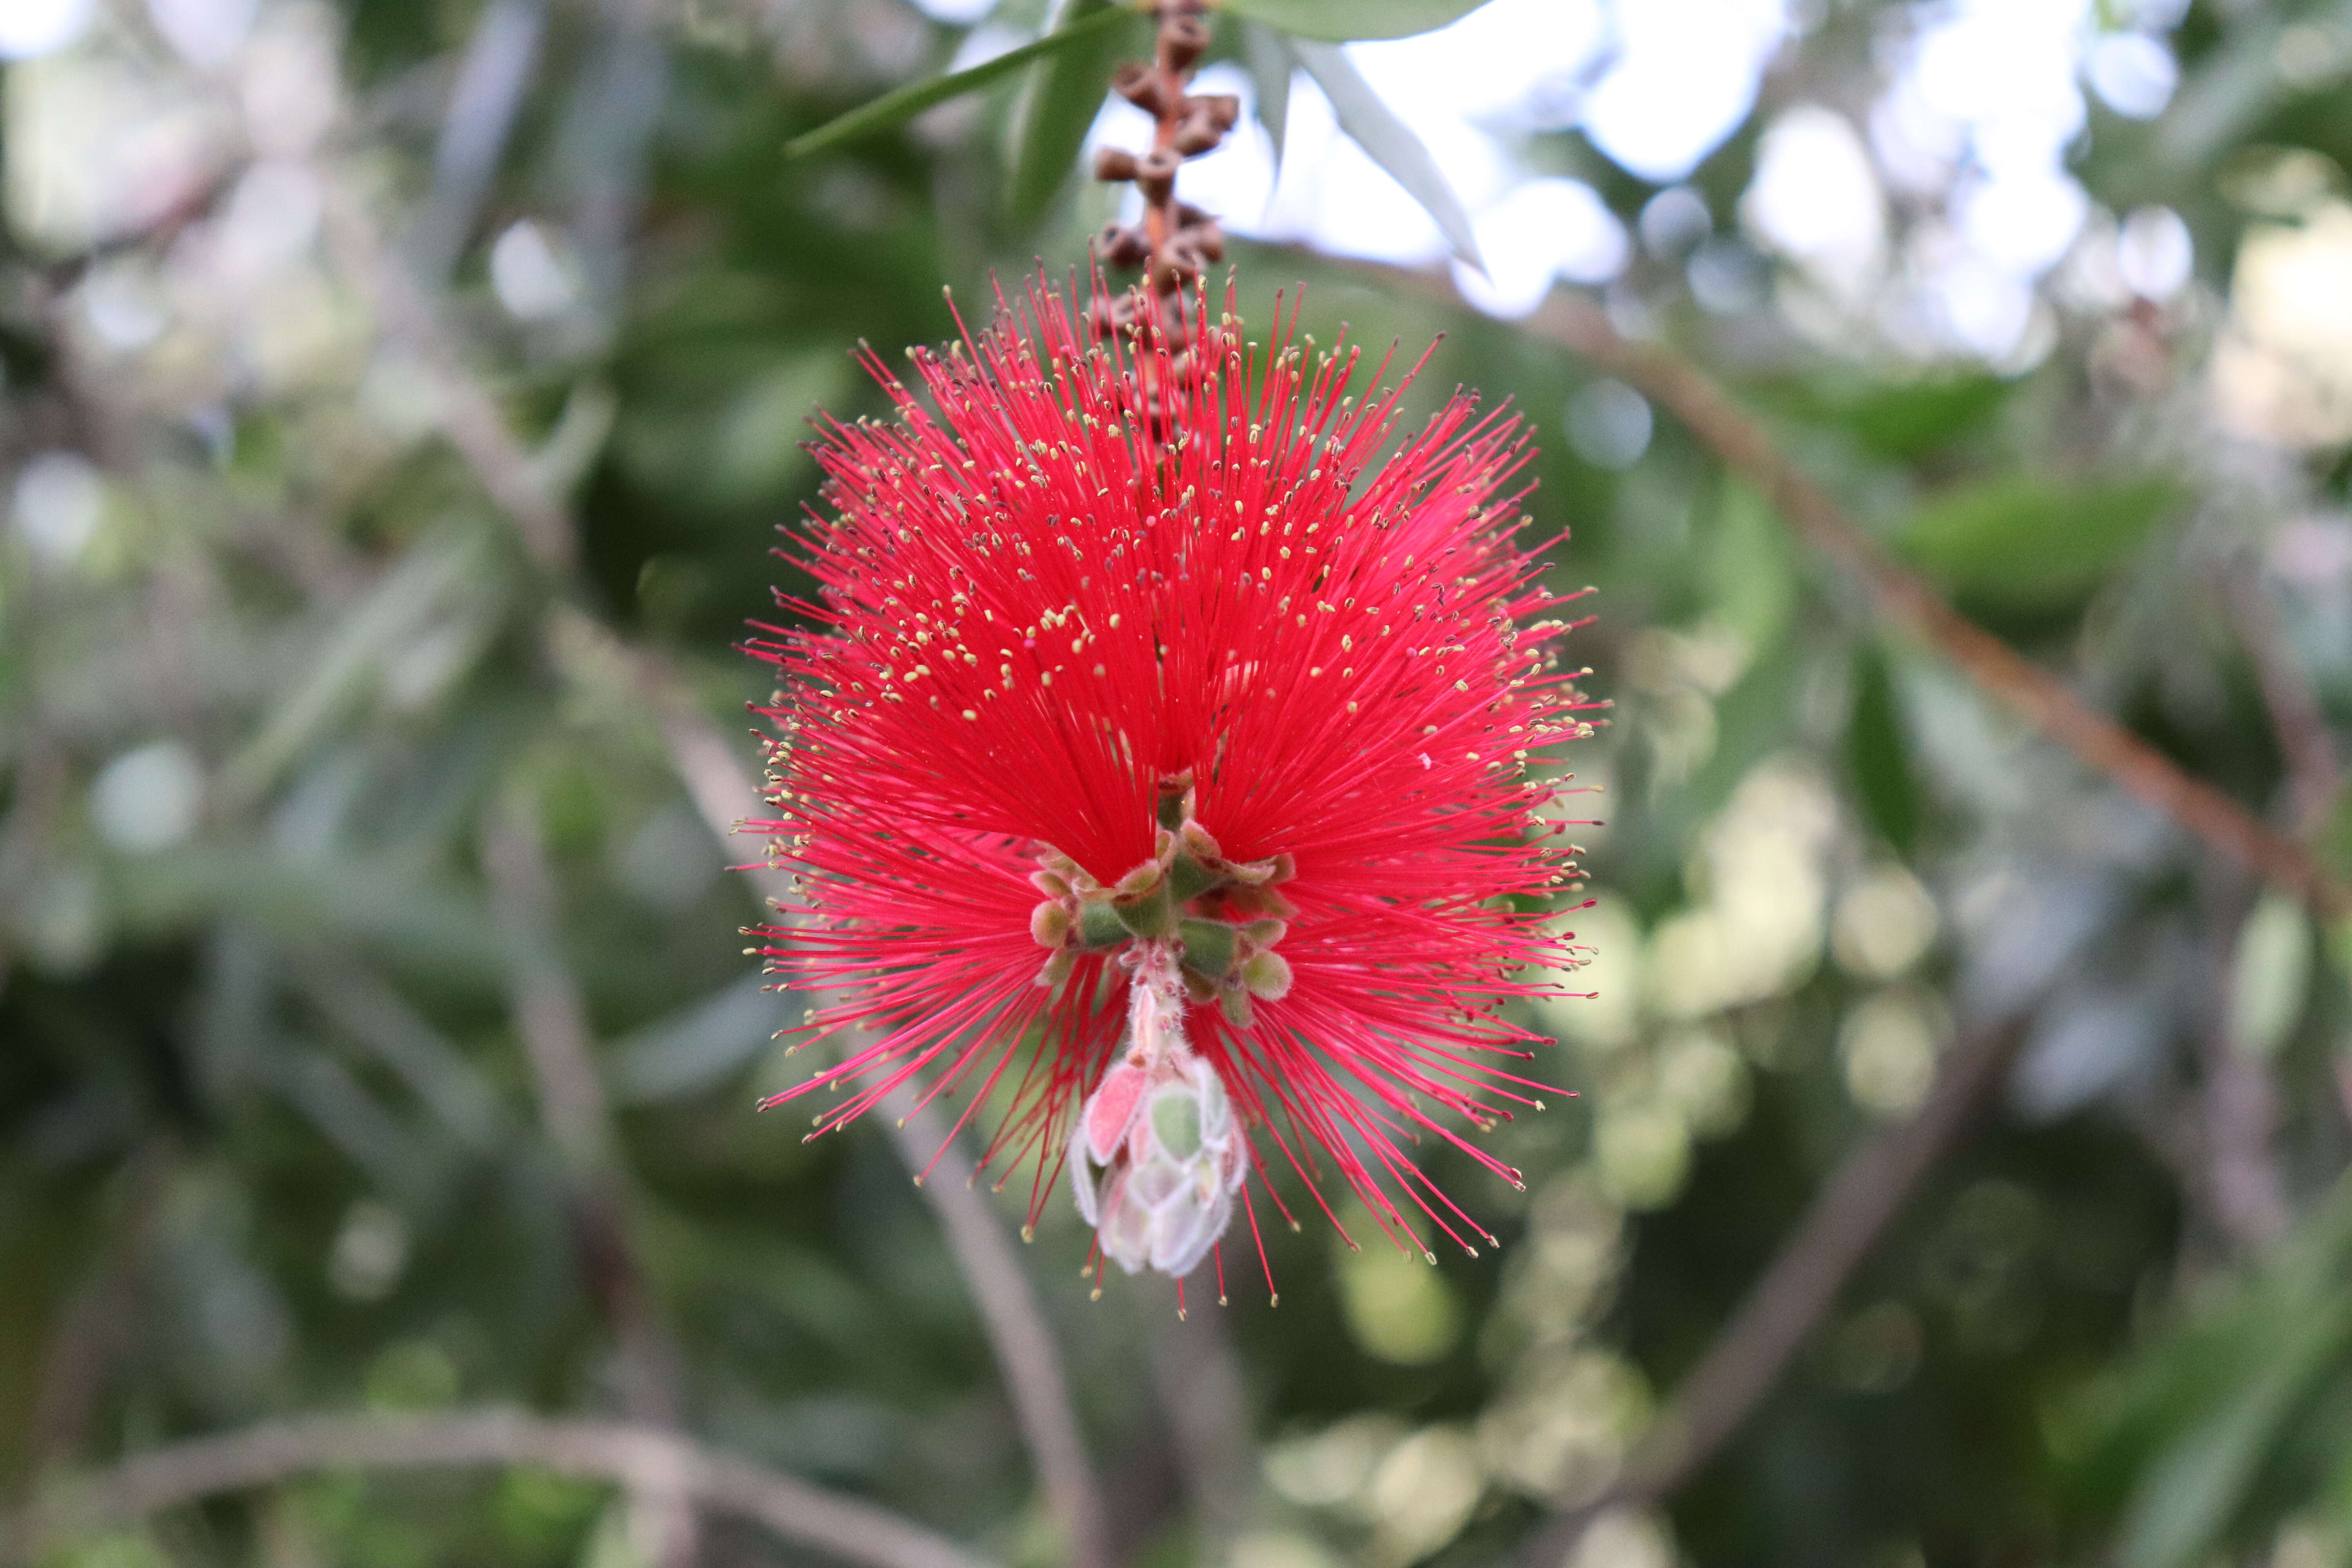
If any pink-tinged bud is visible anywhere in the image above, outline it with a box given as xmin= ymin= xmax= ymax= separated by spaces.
xmin=1070 ymin=1054 xmax=1245 ymax=1277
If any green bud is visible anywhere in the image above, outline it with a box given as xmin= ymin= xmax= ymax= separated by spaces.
xmin=1224 ymin=883 xmax=1296 ymax=920
xmin=1242 ymin=918 xmax=1288 ymax=949
xmin=1030 ymin=901 xmax=1073 ymax=949
xmin=1169 ymin=851 xmax=1220 ymax=903
xmin=1177 ymin=916 xmax=1236 ymax=977
xmin=1113 ymin=858 xmax=1162 ymax=897
xmin=1226 ymin=856 xmax=1280 ymax=886
xmin=1182 ymin=969 xmax=1218 ymax=1004
xmin=1240 ymin=951 xmax=1293 ymax=1001
xmin=1030 ymin=869 xmax=1072 ymax=898
xmin=1180 ymin=819 xmax=1223 ymax=861
xmin=1218 ymin=984 xmax=1255 ymax=1030
xmin=1035 ymin=948 xmax=1076 ymax=989
xmin=1155 ymin=770 xmax=1196 ymax=832
xmin=1077 ymin=897 xmax=1129 ymax=949
xmin=1114 ymin=879 xmax=1176 ymax=939
xmin=1267 ymin=852 xmax=1296 ymax=884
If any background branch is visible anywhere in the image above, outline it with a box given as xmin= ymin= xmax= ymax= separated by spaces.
xmin=1523 ymin=1010 xmax=2034 ymax=1565
xmin=0 ymin=1411 xmax=991 ymax=1568
xmin=1510 ymin=287 xmax=2348 ymax=917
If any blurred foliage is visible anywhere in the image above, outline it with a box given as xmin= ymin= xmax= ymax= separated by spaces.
xmin=7 ymin=2 xmax=2352 ymax=1567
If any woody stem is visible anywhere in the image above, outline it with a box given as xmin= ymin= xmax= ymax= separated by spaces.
xmin=1142 ymin=3 xmax=1201 ymax=294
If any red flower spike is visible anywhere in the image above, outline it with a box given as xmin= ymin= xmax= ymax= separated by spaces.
xmin=750 ymin=279 xmax=1598 ymax=1287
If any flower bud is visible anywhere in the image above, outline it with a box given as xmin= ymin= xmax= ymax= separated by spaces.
xmin=1114 ymin=879 xmax=1177 ymax=939
xmin=1177 ymin=916 xmax=1236 ymax=977
xmin=1169 ymin=850 xmax=1219 ymax=902
xmin=1031 ymin=900 xmax=1073 ymax=948
xmin=1240 ymin=950 xmax=1292 ymax=1002
xmin=1077 ymin=897 xmax=1129 ymax=949
xmin=1069 ymin=1054 xmax=1246 ymax=1277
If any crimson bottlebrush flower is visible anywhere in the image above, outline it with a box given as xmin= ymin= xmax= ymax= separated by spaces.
xmin=749 ymin=281 xmax=1595 ymax=1292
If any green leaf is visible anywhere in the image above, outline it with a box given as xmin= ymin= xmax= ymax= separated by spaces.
xmin=1703 ymin=479 xmax=1794 ymax=654
xmin=1007 ymin=0 xmax=1148 ymax=225
xmin=1218 ymin=0 xmax=1486 ymax=43
xmin=2230 ymin=892 xmax=2312 ymax=1060
xmin=783 ymin=4 xmax=1140 ymax=162
xmin=1847 ymin=642 xmax=1920 ymax=857
xmin=2120 ymin=1297 xmax=2352 ymax=1568
xmin=1818 ymin=373 xmax=2014 ymax=458
xmin=1897 ymin=475 xmax=2181 ymax=610
xmin=1291 ymin=40 xmax=1483 ymax=270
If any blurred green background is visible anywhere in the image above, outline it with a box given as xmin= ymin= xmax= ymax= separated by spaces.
xmin=9 ymin=0 xmax=2352 ymax=1564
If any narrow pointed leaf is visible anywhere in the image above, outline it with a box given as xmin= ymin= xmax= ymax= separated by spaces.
xmin=1847 ymin=642 xmax=1920 ymax=857
xmin=1241 ymin=22 xmax=1294 ymax=163
xmin=784 ymin=4 xmax=1138 ymax=162
xmin=1218 ymin=0 xmax=1485 ymax=42
xmin=1292 ymin=39 xmax=1483 ymax=271
xmin=1008 ymin=0 xmax=1148 ymax=224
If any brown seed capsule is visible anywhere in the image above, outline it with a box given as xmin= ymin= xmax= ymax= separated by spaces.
xmin=1136 ymin=146 xmax=1181 ymax=202
xmin=1112 ymin=61 xmax=1165 ymax=114
xmin=1160 ymin=14 xmax=1210 ymax=69
xmin=1092 ymin=146 xmax=1138 ymax=182
xmin=1092 ymin=221 xmax=1149 ymax=268
xmin=1196 ymin=94 xmax=1240 ymax=132
xmin=1171 ymin=110 xmax=1222 ymax=156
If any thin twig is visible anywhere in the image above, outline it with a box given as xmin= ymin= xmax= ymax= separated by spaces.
xmin=0 ymin=1410 xmax=992 ymax=1568
xmin=1521 ymin=1011 xmax=2034 ymax=1567
xmin=563 ymin=617 xmax=1113 ymax=1568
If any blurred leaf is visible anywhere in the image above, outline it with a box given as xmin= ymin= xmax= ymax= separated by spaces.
xmin=2229 ymin=892 xmax=2312 ymax=1059
xmin=218 ymin=526 xmax=506 ymax=805
xmin=1242 ymin=22 xmax=1293 ymax=162
xmin=2120 ymin=1298 xmax=2352 ymax=1568
xmin=2316 ymin=779 xmax=2352 ymax=886
xmin=782 ymin=6 xmax=1140 ymax=161
xmin=1292 ymin=40 xmax=1483 ymax=271
xmin=119 ymin=849 xmax=514 ymax=989
xmin=1218 ymin=0 xmax=1485 ymax=42
xmin=1672 ymin=625 xmax=1805 ymax=839
xmin=1798 ymin=373 xmax=2014 ymax=459
xmin=610 ymin=975 xmax=798 ymax=1104
xmin=2098 ymin=1180 xmax=2352 ymax=1568
xmin=1703 ymin=479 xmax=1793 ymax=653
xmin=1898 ymin=475 xmax=2181 ymax=610
xmin=1847 ymin=642 xmax=1920 ymax=857
xmin=1007 ymin=0 xmax=1146 ymax=225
